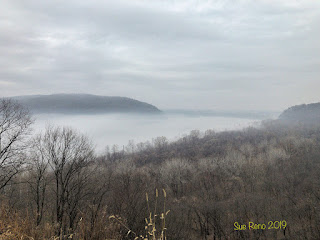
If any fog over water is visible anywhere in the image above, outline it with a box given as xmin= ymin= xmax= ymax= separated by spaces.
xmin=32 ymin=111 xmax=273 ymax=153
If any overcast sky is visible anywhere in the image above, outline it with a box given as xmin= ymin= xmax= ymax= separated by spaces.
xmin=1 ymin=0 xmax=319 ymax=111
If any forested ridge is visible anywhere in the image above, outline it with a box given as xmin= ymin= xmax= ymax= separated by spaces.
xmin=11 ymin=94 xmax=162 ymax=114
xmin=1 ymin=98 xmax=320 ymax=239
xmin=279 ymin=102 xmax=320 ymax=123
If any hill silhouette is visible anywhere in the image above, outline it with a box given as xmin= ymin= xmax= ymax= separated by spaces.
xmin=11 ymin=94 xmax=162 ymax=114
xmin=279 ymin=102 xmax=320 ymax=123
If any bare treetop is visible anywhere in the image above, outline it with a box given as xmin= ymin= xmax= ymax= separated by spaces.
xmin=0 ymin=98 xmax=33 ymax=190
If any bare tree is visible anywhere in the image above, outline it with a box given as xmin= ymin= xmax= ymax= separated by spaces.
xmin=27 ymin=134 xmax=49 ymax=226
xmin=39 ymin=126 xmax=94 ymax=236
xmin=0 ymin=98 xmax=33 ymax=190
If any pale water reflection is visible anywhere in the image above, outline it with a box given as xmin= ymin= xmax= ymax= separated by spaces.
xmin=33 ymin=112 xmax=262 ymax=153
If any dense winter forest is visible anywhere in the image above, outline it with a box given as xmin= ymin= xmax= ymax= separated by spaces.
xmin=1 ymin=98 xmax=320 ymax=239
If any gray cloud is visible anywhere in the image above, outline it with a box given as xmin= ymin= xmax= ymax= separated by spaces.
xmin=1 ymin=0 xmax=320 ymax=111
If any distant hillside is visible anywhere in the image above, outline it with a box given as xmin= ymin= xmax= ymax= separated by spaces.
xmin=11 ymin=94 xmax=162 ymax=114
xmin=279 ymin=102 xmax=320 ymax=123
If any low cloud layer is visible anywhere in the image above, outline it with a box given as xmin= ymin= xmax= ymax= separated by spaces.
xmin=1 ymin=0 xmax=319 ymax=111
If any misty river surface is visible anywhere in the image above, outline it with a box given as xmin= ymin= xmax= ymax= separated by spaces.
xmin=32 ymin=112 xmax=262 ymax=153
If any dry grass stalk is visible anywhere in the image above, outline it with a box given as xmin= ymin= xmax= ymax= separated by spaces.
xmin=109 ymin=188 xmax=169 ymax=240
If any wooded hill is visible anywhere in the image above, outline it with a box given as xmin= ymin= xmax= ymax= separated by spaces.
xmin=279 ymin=102 xmax=320 ymax=123
xmin=12 ymin=94 xmax=162 ymax=114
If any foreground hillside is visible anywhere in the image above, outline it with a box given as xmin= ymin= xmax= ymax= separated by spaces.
xmin=1 ymin=122 xmax=320 ymax=239
xmin=12 ymin=93 xmax=162 ymax=114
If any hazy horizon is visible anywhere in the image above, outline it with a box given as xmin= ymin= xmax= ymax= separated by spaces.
xmin=3 ymin=90 xmax=317 ymax=112
xmin=6 ymin=92 xmax=285 ymax=114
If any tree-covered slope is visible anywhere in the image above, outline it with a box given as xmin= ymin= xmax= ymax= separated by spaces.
xmin=279 ymin=102 xmax=320 ymax=123
xmin=11 ymin=94 xmax=162 ymax=114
